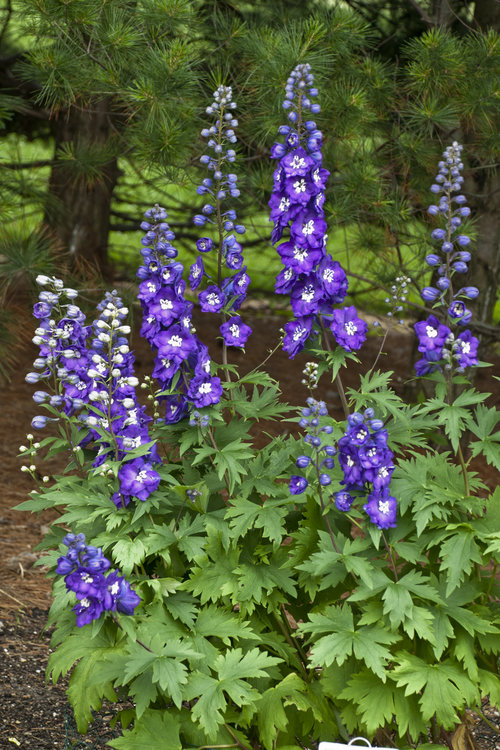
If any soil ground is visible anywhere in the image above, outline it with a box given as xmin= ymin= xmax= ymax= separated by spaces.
xmin=1 ymin=304 xmax=499 ymax=749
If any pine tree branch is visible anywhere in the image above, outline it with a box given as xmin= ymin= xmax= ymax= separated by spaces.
xmin=405 ymin=0 xmax=433 ymax=25
xmin=0 ymin=0 xmax=12 ymax=48
xmin=2 ymin=160 xmax=54 ymax=170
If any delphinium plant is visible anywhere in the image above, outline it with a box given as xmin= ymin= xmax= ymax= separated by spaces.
xmin=191 ymin=84 xmax=252 ymax=366
xmin=17 ymin=70 xmax=500 ymax=750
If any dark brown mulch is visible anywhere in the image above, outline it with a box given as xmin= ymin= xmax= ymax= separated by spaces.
xmin=1 ymin=304 xmax=499 ymax=749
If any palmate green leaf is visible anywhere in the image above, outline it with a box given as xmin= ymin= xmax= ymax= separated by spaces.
xmin=453 ymin=631 xmax=479 ymax=681
xmin=420 ymin=389 xmax=488 ymax=452
xmin=108 ymin=708 xmax=181 ymax=750
xmin=300 ymin=605 xmax=400 ymax=678
xmin=195 ymin=604 xmax=258 ymax=644
xmin=256 ymin=672 xmax=309 ymax=749
xmin=236 ymin=555 xmax=297 ymax=608
xmin=297 ymin=532 xmax=373 ymax=591
xmin=152 ymin=656 xmax=188 ymax=708
xmin=67 ymin=650 xmax=117 ymax=732
xmin=392 ymin=653 xmax=479 ymax=728
xmin=478 ymin=669 xmax=500 ymax=708
xmin=391 ymin=453 xmax=467 ymax=535
xmin=338 ymin=672 xmax=400 ymax=735
xmin=346 ymin=370 xmax=404 ymax=419
xmin=468 ymin=405 xmax=500 ymax=470
xmin=111 ymin=536 xmax=146 ymax=576
xmin=231 ymin=383 xmax=291 ymax=421
xmin=185 ymin=648 xmax=281 ymax=738
xmin=193 ymin=440 xmax=254 ymax=493
xmin=435 ymin=525 xmax=483 ymax=596
xmin=226 ymin=496 xmax=290 ymax=545
xmin=431 ymin=608 xmax=455 ymax=659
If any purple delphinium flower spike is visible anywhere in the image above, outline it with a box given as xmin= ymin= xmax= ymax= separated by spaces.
xmin=137 ymin=205 xmax=222 ymax=423
xmin=335 ymin=410 xmax=397 ymax=529
xmin=194 ymin=85 xmax=252 ymax=348
xmin=57 ymin=533 xmax=140 ymax=627
xmin=416 ymin=142 xmax=479 ymax=375
xmin=268 ymin=63 xmax=365 ymax=358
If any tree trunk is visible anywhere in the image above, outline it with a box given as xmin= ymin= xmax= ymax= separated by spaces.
xmin=43 ymin=98 xmax=119 ymax=279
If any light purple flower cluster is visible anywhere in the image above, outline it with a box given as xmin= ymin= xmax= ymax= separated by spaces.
xmin=191 ymin=85 xmax=252 ymax=349
xmin=56 ymin=533 xmax=140 ymax=627
xmin=28 ymin=277 xmax=161 ymax=507
xmin=137 ymin=204 xmax=223 ymax=421
xmin=28 ymin=275 xmax=91 ymax=428
xmin=335 ymin=410 xmax=396 ymax=530
xmin=269 ymin=63 xmax=366 ymax=358
xmin=416 ymin=142 xmax=479 ymax=375
xmin=289 ymin=395 xmax=335 ymax=495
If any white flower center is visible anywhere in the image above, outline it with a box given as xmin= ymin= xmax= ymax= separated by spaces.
xmin=207 ymin=293 xmax=220 ymax=306
xmin=199 ymin=383 xmax=212 ymax=394
xmin=293 ymin=326 xmax=306 ymax=341
xmin=229 ymin=324 xmax=240 ymax=337
xmin=160 ymin=299 xmax=173 ymax=310
xmin=293 ymin=178 xmax=307 ymax=194
xmin=290 ymin=155 xmax=306 ymax=170
xmin=345 ymin=322 xmax=358 ymax=336
xmin=168 ymin=335 xmax=183 ymax=348
xmin=426 ymin=325 xmax=438 ymax=339
xmin=302 ymin=219 xmax=315 ymax=236
xmin=323 ymin=269 xmax=334 ymax=283
xmin=301 ymin=285 xmax=315 ymax=303
xmin=293 ymin=246 xmax=308 ymax=262
xmin=378 ymin=500 xmax=390 ymax=514
xmin=279 ymin=197 xmax=290 ymax=211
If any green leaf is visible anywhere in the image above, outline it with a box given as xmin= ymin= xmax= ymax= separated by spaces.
xmin=112 ymin=536 xmax=146 ymax=576
xmin=468 ymin=405 xmax=500 ymax=470
xmin=152 ymin=656 xmax=188 ymax=708
xmin=339 ymin=672 xmax=400 ymax=735
xmin=392 ymin=653 xmax=479 ymax=728
xmin=185 ymin=648 xmax=280 ymax=739
xmin=67 ymin=649 xmax=117 ymax=732
xmin=226 ymin=496 xmax=290 ymax=545
xmin=257 ymin=674 xmax=309 ymax=750
xmin=108 ymin=709 xmax=181 ymax=750
xmin=437 ymin=527 xmax=482 ymax=596
xmin=300 ymin=605 xmax=399 ymax=678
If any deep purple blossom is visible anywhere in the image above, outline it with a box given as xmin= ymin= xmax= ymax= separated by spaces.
xmin=289 ymin=475 xmax=309 ymax=495
xmin=220 ymin=316 xmax=252 ymax=347
xmin=58 ymin=534 xmax=140 ymax=627
xmin=330 ymin=306 xmax=367 ymax=352
xmin=118 ymin=458 xmax=161 ymax=502
xmin=363 ymin=492 xmax=397 ymax=530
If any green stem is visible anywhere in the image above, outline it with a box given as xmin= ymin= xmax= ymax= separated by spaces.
xmin=319 ymin=317 xmax=349 ymax=419
xmin=382 ymin=531 xmax=398 ymax=582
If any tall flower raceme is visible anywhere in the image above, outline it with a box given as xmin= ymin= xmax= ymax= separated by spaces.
xmin=137 ymin=204 xmax=223 ymax=422
xmin=335 ymin=410 xmax=397 ymax=530
xmin=415 ymin=142 xmax=479 ymax=376
xmin=81 ymin=290 xmax=161 ymax=508
xmin=191 ymin=85 xmax=252 ymax=350
xmin=289 ymin=365 xmax=396 ymax=530
xmin=56 ymin=533 xmax=140 ymax=627
xmin=28 ymin=278 xmax=160 ymax=507
xmin=269 ymin=63 xmax=367 ymax=358
xmin=29 ymin=275 xmax=91 ymax=428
